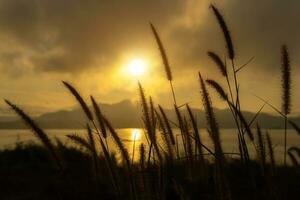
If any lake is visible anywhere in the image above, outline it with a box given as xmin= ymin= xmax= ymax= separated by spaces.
xmin=0 ymin=128 xmax=299 ymax=164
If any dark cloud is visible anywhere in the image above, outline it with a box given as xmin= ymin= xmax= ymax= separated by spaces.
xmin=1 ymin=0 xmax=300 ymax=112
xmin=1 ymin=0 xmax=299 ymax=75
xmin=0 ymin=0 xmax=184 ymax=74
xmin=167 ymin=0 xmax=300 ymax=75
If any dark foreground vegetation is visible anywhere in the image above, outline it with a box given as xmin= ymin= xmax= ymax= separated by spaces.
xmin=0 ymin=142 xmax=299 ymax=200
xmin=2 ymin=4 xmax=300 ymax=200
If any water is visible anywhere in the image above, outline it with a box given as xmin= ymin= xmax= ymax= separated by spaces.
xmin=0 ymin=128 xmax=299 ymax=164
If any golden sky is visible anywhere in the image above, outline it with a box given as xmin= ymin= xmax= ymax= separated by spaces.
xmin=0 ymin=0 xmax=300 ymax=116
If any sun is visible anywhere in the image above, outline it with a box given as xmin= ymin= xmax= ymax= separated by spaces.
xmin=131 ymin=129 xmax=141 ymax=140
xmin=128 ymin=58 xmax=147 ymax=76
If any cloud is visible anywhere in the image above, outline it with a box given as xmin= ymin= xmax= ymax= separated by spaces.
xmin=1 ymin=0 xmax=300 ymax=113
xmin=168 ymin=0 xmax=300 ymax=74
xmin=0 ymin=0 xmax=185 ymax=75
xmin=1 ymin=0 xmax=299 ymax=75
xmin=158 ymin=0 xmax=300 ymax=113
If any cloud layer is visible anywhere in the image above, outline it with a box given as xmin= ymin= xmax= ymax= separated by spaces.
xmin=0 ymin=0 xmax=184 ymax=74
xmin=0 ymin=0 xmax=300 ymax=113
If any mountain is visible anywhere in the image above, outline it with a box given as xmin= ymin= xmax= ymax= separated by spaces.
xmin=0 ymin=99 xmax=299 ymax=129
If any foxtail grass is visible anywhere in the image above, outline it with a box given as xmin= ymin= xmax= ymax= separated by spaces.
xmin=138 ymin=83 xmax=162 ymax=164
xmin=103 ymin=117 xmax=130 ymax=167
xmin=281 ymin=45 xmax=291 ymax=165
xmin=206 ymin=78 xmax=253 ymax=163
xmin=198 ymin=74 xmax=224 ymax=161
xmin=90 ymin=96 xmax=110 ymax=153
xmin=150 ymin=23 xmax=177 ymax=105
xmin=62 ymin=81 xmax=93 ymax=121
xmin=6 ymin=4 xmax=300 ymax=200
xmin=90 ymin=96 xmax=107 ymax=138
xmin=206 ymin=78 xmax=248 ymax=161
xmin=102 ymin=116 xmax=136 ymax=200
xmin=62 ymin=82 xmax=111 ymax=155
xmin=156 ymin=110 xmax=174 ymax=162
xmin=5 ymin=100 xmax=63 ymax=171
xmin=186 ymin=104 xmax=204 ymax=163
xmin=207 ymin=51 xmax=235 ymax=106
xmin=138 ymin=82 xmax=151 ymax=135
xmin=209 ymin=4 xmax=253 ymax=165
xmin=210 ymin=5 xmax=242 ymax=153
xmin=229 ymin=103 xmax=254 ymax=141
xmin=158 ymin=105 xmax=175 ymax=146
xmin=206 ymin=79 xmax=228 ymax=101
xmin=210 ymin=5 xmax=234 ymax=60
xmin=207 ymin=51 xmax=227 ymax=77
xmin=149 ymin=97 xmax=162 ymax=164
xmin=281 ymin=45 xmax=291 ymax=116
xmin=198 ymin=73 xmax=231 ymax=200
xmin=150 ymin=23 xmax=172 ymax=81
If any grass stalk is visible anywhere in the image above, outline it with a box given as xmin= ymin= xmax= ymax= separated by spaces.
xmin=5 ymin=100 xmax=63 ymax=171
xmin=103 ymin=116 xmax=136 ymax=200
xmin=150 ymin=23 xmax=177 ymax=106
xmin=281 ymin=45 xmax=291 ymax=165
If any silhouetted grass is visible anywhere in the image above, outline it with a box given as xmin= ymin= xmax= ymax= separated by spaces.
xmin=4 ymin=100 xmax=63 ymax=171
xmin=150 ymin=22 xmax=177 ymax=105
xmin=281 ymin=45 xmax=292 ymax=166
xmin=1 ymin=142 xmax=300 ymax=200
xmin=2 ymin=4 xmax=300 ymax=200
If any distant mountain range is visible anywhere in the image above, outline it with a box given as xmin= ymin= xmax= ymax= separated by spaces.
xmin=0 ymin=99 xmax=299 ymax=129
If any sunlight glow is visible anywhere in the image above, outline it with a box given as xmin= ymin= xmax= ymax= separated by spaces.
xmin=131 ymin=129 xmax=141 ymax=140
xmin=128 ymin=58 xmax=146 ymax=76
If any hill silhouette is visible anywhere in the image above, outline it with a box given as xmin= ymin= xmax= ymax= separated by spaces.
xmin=0 ymin=99 xmax=299 ymax=129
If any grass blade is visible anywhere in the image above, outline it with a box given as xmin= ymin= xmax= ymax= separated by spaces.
xmin=210 ymin=4 xmax=235 ymax=60
xmin=62 ymin=81 xmax=93 ymax=121
xmin=90 ymin=96 xmax=107 ymax=138
xmin=207 ymin=51 xmax=227 ymax=77
xmin=150 ymin=23 xmax=172 ymax=81
xmin=5 ymin=100 xmax=63 ymax=171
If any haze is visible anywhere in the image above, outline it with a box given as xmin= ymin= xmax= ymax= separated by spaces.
xmin=1 ymin=0 xmax=300 ymax=117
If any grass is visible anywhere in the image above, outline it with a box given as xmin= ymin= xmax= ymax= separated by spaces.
xmin=1 ymin=142 xmax=300 ymax=200
xmin=2 ymin=4 xmax=300 ymax=200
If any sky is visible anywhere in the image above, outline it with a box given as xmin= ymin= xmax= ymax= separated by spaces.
xmin=0 ymin=0 xmax=300 ymax=117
